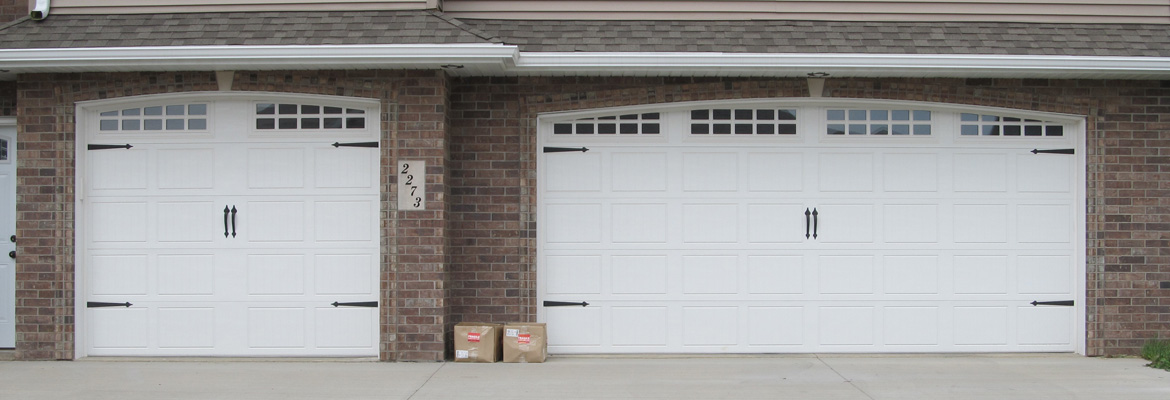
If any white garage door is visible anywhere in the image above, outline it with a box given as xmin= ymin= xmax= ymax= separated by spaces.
xmin=539 ymin=101 xmax=1084 ymax=354
xmin=80 ymin=94 xmax=380 ymax=357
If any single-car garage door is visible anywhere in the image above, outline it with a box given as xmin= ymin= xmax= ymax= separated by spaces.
xmin=539 ymin=100 xmax=1084 ymax=354
xmin=80 ymin=94 xmax=380 ymax=357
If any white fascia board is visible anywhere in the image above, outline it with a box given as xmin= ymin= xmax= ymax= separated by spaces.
xmin=0 ymin=44 xmax=520 ymax=73
xmin=515 ymin=52 xmax=1170 ymax=78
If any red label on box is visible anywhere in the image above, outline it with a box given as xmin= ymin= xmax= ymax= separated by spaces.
xmin=467 ymin=332 xmax=481 ymax=342
xmin=518 ymin=334 xmax=531 ymax=344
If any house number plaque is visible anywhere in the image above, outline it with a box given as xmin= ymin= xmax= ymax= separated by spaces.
xmin=398 ymin=160 xmax=426 ymax=210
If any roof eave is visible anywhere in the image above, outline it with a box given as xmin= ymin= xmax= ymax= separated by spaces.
xmin=2 ymin=47 xmax=1170 ymax=80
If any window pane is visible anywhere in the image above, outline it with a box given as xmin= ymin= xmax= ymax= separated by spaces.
xmin=257 ymin=118 xmax=275 ymax=129
xmin=122 ymin=108 xmax=141 ymax=116
xmin=641 ymin=113 xmax=660 ymax=120
xmin=756 ymin=124 xmax=774 ymax=135
xmin=166 ymin=105 xmax=186 ymax=115
xmin=642 ymin=123 xmax=660 ymax=134
xmin=734 ymin=109 xmax=753 ymax=120
xmin=827 ymin=110 xmax=845 ymax=120
xmin=619 ymin=124 xmax=638 ymax=134
xmin=301 ymin=118 xmax=320 ymax=129
xmin=848 ymin=110 xmax=867 ymax=120
xmin=122 ymin=119 xmax=140 ymax=130
xmin=256 ymin=104 xmax=276 ymax=115
xmin=913 ymin=110 xmax=932 ymax=121
xmin=756 ymin=109 xmax=775 ymax=120
xmin=278 ymin=118 xmax=297 ymax=129
xmin=144 ymin=106 xmax=164 ymax=116
xmin=691 ymin=124 xmax=709 ymax=134
xmin=188 ymin=119 xmax=207 ymax=130
xmin=144 ymin=119 xmax=163 ymax=130
xmin=870 ymin=110 xmax=888 ymax=121
xmin=100 ymin=120 xmax=118 ymax=130
xmin=278 ymin=104 xmax=298 ymax=114
xmin=346 ymin=117 xmax=365 ymax=129
xmin=166 ymin=119 xmax=185 ymax=130
xmin=691 ymin=110 xmax=709 ymax=120
xmin=188 ymin=104 xmax=207 ymax=115
xmin=301 ymin=105 xmax=320 ymax=114
xmin=324 ymin=107 xmax=343 ymax=114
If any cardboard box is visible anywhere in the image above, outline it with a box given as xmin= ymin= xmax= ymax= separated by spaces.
xmin=454 ymin=322 xmax=501 ymax=363
xmin=502 ymin=323 xmax=548 ymax=363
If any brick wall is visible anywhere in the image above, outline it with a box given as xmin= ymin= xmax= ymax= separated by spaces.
xmin=447 ymin=76 xmax=1170 ymax=356
xmin=0 ymin=0 xmax=26 ymax=23
xmin=10 ymin=71 xmax=1170 ymax=359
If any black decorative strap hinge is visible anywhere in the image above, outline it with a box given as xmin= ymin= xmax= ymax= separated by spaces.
xmin=87 ymin=301 xmax=132 ymax=308
xmin=1031 ymin=148 xmax=1074 ymax=155
xmin=332 ymin=141 xmax=379 ymax=148
xmin=543 ymin=147 xmax=589 ymax=153
xmin=331 ymin=301 xmax=378 ymax=308
xmin=88 ymin=144 xmax=133 ymax=151
xmin=1030 ymin=300 xmax=1074 ymax=306
xmin=543 ymin=301 xmax=589 ymax=307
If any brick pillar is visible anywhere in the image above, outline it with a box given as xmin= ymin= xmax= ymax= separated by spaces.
xmin=387 ymin=72 xmax=451 ymax=361
xmin=14 ymin=77 xmax=75 ymax=360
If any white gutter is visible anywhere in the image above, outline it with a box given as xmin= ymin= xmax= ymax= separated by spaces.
xmin=2 ymin=46 xmax=1170 ymax=79
xmin=516 ymin=52 xmax=1170 ymax=78
xmin=0 ymin=44 xmax=520 ymax=72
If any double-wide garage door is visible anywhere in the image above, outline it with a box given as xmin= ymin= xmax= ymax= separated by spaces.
xmin=539 ymin=101 xmax=1083 ymax=353
xmin=81 ymin=94 xmax=380 ymax=357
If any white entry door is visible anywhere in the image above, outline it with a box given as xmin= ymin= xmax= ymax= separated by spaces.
xmin=80 ymin=95 xmax=380 ymax=357
xmin=0 ymin=121 xmax=15 ymax=348
xmin=539 ymin=102 xmax=1084 ymax=354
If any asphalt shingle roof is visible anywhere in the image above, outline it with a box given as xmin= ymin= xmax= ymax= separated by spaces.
xmin=0 ymin=11 xmax=497 ymax=48
xmin=0 ymin=11 xmax=1168 ymax=58
xmin=463 ymin=19 xmax=1170 ymax=57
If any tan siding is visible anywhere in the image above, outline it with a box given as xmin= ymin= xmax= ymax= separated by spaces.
xmin=443 ymin=1 xmax=1170 ymax=23
xmin=49 ymin=0 xmax=437 ymax=14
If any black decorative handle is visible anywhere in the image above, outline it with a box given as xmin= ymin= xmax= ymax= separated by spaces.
xmin=332 ymin=141 xmax=379 ymax=148
xmin=87 ymin=301 xmax=132 ymax=308
xmin=230 ymin=206 xmax=237 ymax=237
xmin=811 ymin=208 xmax=819 ymax=239
xmin=7 ymin=251 xmax=13 ymax=259
xmin=1031 ymin=148 xmax=1074 ymax=155
xmin=1031 ymin=300 xmax=1074 ymax=306
xmin=543 ymin=147 xmax=589 ymax=153
xmin=543 ymin=301 xmax=590 ymax=307
xmin=805 ymin=208 xmax=811 ymax=239
xmin=223 ymin=206 xmax=230 ymax=237
xmin=332 ymin=301 xmax=378 ymax=308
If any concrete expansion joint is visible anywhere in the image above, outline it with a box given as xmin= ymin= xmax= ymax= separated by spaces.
xmin=816 ymin=354 xmax=877 ymax=400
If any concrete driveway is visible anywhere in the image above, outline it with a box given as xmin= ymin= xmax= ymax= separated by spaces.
xmin=1 ymin=354 xmax=1167 ymax=400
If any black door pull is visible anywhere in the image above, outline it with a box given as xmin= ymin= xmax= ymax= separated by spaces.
xmin=543 ymin=301 xmax=589 ymax=307
xmin=804 ymin=208 xmax=811 ymax=239
xmin=811 ymin=208 xmax=819 ymax=239
xmin=230 ymin=206 xmax=238 ymax=237
xmin=223 ymin=206 xmax=230 ymax=237
xmin=7 ymin=251 xmax=13 ymax=259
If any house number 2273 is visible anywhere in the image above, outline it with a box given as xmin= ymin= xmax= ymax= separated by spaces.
xmin=398 ymin=160 xmax=426 ymax=210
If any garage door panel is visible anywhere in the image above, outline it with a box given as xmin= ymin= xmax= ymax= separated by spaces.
xmin=747 ymin=306 xmax=804 ymax=346
xmin=157 ymin=254 xmax=216 ymax=295
xmin=89 ymin=150 xmax=148 ymax=190
xmin=247 ymin=254 xmax=306 ymax=296
xmin=612 ymin=307 xmax=668 ymax=346
xmin=1016 ymin=155 xmax=1072 ymax=193
xmin=682 ymin=204 xmax=738 ymax=243
xmin=546 ymin=255 xmax=603 ymax=295
xmin=953 ymin=204 xmax=1008 ymax=243
xmin=1017 ymin=255 xmax=1073 ymax=295
xmin=1017 ymin=204 xmax=1072 ymax=243
xmin=546 ymin=151 xmax=602 ymax=192
xmin=953 ymin=154 xmax=1007 ymax=193
xmin=747 ymin=153 xmax=803 ymax=192
xmin=682 ymin=307 xmax=738 ymax=346
xmin=314 ymin=148 xmax=375 ymax=189
xmin=316 ymin=307 xmax=376 ymax=348
xmin=884 ymin=307 xmax=940 ymax=346
xmin=818 ymin=307 xmax=875 ymax=345
xmin=91 ymin=308 xmax=150 ymax=349
xmin=683 ymin=152 xmax=738 ymax=192
xmin=547 ymin=307 xmax=602 ymax=347
xmin=818 ymin=153 xmax=873 ymax=192
xmin=546 ymin=204 xmax=603 ymax=243
xmin=247 ymin=148 xmax=306 ymax=189
xmin=953 ymin=255 xmax=1009 ymax=294
xmin=247 ymin=307 xmax=307 ymax=349
xmin=157 ymin=201 xmax=220 ymax=243
xmin=883 ymin=204 xmax=939 ymax=244
xmin=953 ymin=306 xmax=1008 ymax=345
xmin=883 ymin=255 xmax=940 ymax=295
xmin=314 ymin=254 xmax=376 ymax=296
xmin=1017 ymin=307 xmax=1073 ymax=345
xmin=157 ymin=148 xmax=216 ymax=189
xmin=157 ymin=307 xmax=216 ymax=349
xmin=747 ymin=204 xmax=807 ymax=243
xmin=818 ymin=255 xmax=874 ymax=294
xmin=90 ymin=255 xmax=149 ymax=296
xmin=611 ymin=255 xmax=667 ymax=295
xmin=314 ymin=201 xmax=375 ymax=242
xmin=612 ymin=203 xmax=668 ymax=243
xmin=244 ymin=201 xmax=305 ymax=242
xmin=815 ymin=204 xmax=874 ymax=243
xmin=682 ymin=256 xmax=738 ymax=294
xmin=884 ymin=153 xmax=939 ymax=192
xmin=90 ymin=201 xmax=148 ymax=243
xmin=747 ymin=255 xmax=803 ymax=294
xmin=612 ymin=152 xmax=667 ymax=192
